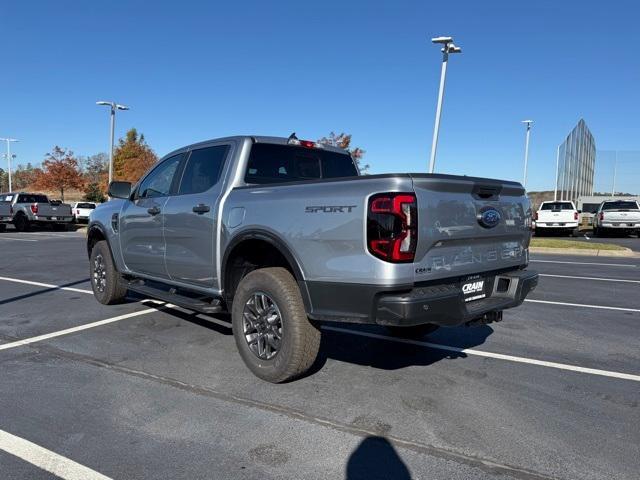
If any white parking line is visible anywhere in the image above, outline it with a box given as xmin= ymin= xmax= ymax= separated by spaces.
xmin=323 ymin=326 xmax=640 ymax=382
xmin=531 ymin=259 xmax=637 ymax=267
xmin=0 ymin=429 xmax=112 ymax=480
xmin=0 ymin=276 xmax=93 ymax=294
xmin=539 ymin=273 xmax=640 ymax=284
xmin=0 ymin=308 xmax=158 ymax=351
xmin=0 ymin=237 xmax=38 ymax=242
xmin=525 ymin=299 xmax=640 ymax=312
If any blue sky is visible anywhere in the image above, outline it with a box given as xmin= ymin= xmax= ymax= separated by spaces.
xmin=1 ymin=0 xmax=639 ymax=192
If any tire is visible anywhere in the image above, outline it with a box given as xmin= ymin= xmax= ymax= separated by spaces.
xmin=232 ymin=267 xmax=321 ymax=383
xmin=90 ymin=240 xmax=128 ymax=305
xmin=386 ymin=324 xmax=439 ymax=338
xmin=13 ymin=214 xmax=31 ymax=232
xmin=534 ymin=228 xmax=541 ymax=236
xmin=592 ymin=227 xmax=600 ymax=237
xmin=0 ymin=223 xmax=6 ymax=232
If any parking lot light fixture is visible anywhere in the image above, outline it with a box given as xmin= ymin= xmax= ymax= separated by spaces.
xmin=0 ymin=137 xmax=19 ymax=192
xmin=521 ymin=120 xmax=533 ymax=188
xmin=96 ymin=101 xmax=130 ymax=185
xmin=428 ymin=36 xmax=462 ymax=174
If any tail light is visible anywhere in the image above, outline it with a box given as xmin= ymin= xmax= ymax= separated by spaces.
xmin=574 ymin=211 xmax=579 ymax=221
xmin=534 ymin=212 xmax=538 ymax=221
xmin=10 ymin=206 xmax=13 ymax=214
xmin=77 ymin=209 xmax=80 ymax=214
xmin=30 ymin=204 xmax=38 ymax=214
xmin=599 ymin=212 xmax=604 ymax=221
xmin=367 ymin=193 xmax=417 ymax=263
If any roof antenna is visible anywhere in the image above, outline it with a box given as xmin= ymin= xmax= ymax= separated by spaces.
xmin=287 ymin=132 xmax=298 ymax=142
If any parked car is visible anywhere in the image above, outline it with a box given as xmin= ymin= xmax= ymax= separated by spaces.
xmin=0 ymin=198 xmax=12 ymax=232
xmin=593 ymin=200 xmax=640 ymax=237
xmin=87 ymin=135 xmax=538 ymax=383
xmin=0 ymin=192 xmax=74 ymax=232
xmin=72 ymin=202 xmax=97 ymax=223
xmin=534 ymin=201 xmax=579 ymax=236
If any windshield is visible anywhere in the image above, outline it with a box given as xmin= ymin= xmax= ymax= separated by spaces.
xmin=540 ymin=202 xmax=573 ymax=211
xmin=602 ymin=201 xmax=639 ymax=211
xmin=245 ymin=143 xmax=358 ymax=184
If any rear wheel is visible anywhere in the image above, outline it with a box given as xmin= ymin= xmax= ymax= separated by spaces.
xmin=0 ymin=223 xmax=6 ymax=232
xmin=90 ymin=240 xmax=128 ymax=304
xmin=386 ymin=324 xmax=439 ymax=338
xmin=232 ymin=267 xmax=321 ymax=383
xmin=13 ymin=214 xmax=30 ymax=232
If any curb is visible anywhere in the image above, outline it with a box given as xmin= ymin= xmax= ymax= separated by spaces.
xmin=530 ymin=247 xmax=640 ymax=258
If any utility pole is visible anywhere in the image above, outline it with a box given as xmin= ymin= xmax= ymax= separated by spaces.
xmin=428 ymin=36 xmax=462 ymax=173
xmin=0 ymin=137 xmax=18 ymax=192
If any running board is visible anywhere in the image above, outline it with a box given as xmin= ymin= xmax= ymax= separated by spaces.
xmin=127 ymin=282 xmax=223 ymax=314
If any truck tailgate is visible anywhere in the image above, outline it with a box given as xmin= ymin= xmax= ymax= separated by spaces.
xmin=410 ymin=174 xmax=530 ymax=282
xmin=35 ymin=203 xmax=72 ymax=218
xmin=0 ymin=202 xmax=11 ymax=219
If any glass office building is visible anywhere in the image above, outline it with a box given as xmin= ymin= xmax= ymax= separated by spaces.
xmin=555 ymin=119 xmax=595 ymax=203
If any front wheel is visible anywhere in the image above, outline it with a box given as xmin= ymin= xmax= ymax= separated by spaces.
xmin=90 ymin=240 xmax=128 ymax=304
xmin=232 ymin=267 xmax=321 ymax=383
xmin=386 ymin=324 xmax=439 ymax=338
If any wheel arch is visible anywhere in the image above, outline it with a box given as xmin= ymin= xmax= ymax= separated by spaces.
xmin=221 ymin=230 xmax=311 ymax=312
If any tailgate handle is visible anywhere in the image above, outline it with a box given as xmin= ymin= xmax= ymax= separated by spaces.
xmin=472 ymin=185 xmax=502 ymax=200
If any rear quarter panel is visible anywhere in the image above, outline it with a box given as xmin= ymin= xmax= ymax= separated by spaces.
xmin=222 ymin=176 xmax=416 ymax=286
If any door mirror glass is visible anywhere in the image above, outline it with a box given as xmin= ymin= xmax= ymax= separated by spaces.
xmin=108 ymin=181 xmax=132 ymax=199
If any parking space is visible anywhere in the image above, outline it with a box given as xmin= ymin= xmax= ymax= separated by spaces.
xmin=1 ymin=234 xmax=639 ymax=479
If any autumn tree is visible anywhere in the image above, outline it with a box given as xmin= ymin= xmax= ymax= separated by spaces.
xmin=12 ymin=163 xmax=43 ymax=190
xmin=33 ymin=147 xmax=84 ymax=201
xmin=317 ymin=132 xmax=369 ymax=173
xmin=113 ymin=128 xmax=157 ymax=183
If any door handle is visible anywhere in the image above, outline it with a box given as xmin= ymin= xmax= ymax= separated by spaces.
xmin=192 ymin=204 xmax=210 ymax=214
xmin=147 ymin=206 xmax=161 ymax=216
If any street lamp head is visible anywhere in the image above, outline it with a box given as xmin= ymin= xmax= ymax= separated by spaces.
xmin=447 ymin=44 xmax=462 ymax=54
xmin=116 ymin=104 xmax=130 ymax=111
xmin=96 ymin=101 xmax=112 ymax=106
xmin=432 ymin=36 xmax=453 ymax=44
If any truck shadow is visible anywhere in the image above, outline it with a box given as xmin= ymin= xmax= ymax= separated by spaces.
xmin=310 ymin=323 xmax=494 ymax=373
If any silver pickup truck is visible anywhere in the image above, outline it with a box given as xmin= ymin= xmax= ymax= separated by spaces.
xmin=87 ymin=135 xmax=538 ymax=382
xmin=0 ymin=192 xmax=74 ymax=232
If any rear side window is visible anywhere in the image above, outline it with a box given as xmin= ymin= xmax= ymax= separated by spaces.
xmin=602 ymin=201 xmax=639 ymax=210
xmin=245 ymin=143 xmax=358 ymax=185
xmin=17 ymin=194 xmax=48 ymax=203
xmin=540 ymin=202 xmax=573 ymax=210
xmin=178 ymin=145 xmax=229 ymax=195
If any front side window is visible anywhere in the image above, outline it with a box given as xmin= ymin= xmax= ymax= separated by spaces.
xmin=138 ymin=154 xmax=183 ymax=199
xmin=178 ymin=145 xmax=229 ymax=195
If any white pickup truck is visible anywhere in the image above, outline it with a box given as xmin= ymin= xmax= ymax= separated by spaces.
xmin=593 ymin=200 xmax=640 ymax=237
xmin=534 ymin=201 xmax=579 ymax=236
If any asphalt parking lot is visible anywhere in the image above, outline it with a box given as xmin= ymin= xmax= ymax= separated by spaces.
xmin=0 ymin=229 xmax=639 ymax=480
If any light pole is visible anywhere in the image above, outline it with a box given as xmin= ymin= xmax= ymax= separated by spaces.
xmin=611 ymin=150 xmax=617 ymax=196
xmin=0 ymin=137 xmax=18 ymax=192
xmin=96 ymin=101 xmax=129 ymax=185
xmin=521 ymin=120 xmax=533 ymax=188
xmin=428 ymin=36 xmax=462 ymax=173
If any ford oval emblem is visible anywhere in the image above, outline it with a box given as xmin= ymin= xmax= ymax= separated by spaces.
xmin=477 ymin=206 xmax=501 ymax=228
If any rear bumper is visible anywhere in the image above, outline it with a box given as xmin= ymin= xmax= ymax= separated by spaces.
xmin=600 ymin=223 xmax=640 ymax=229
xmin=305 ymin=269 xmax=538 ymax=327
xmin=535 ymin=222 xmax=578 ymax=228
xmin=375 ymin=270 xmax=538 ymax=327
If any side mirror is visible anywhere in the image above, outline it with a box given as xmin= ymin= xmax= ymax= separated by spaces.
xmin=108 ymin=181 xmax=132 ymax=199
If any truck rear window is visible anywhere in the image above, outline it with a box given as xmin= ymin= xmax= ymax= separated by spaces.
xmin=602 ymin=201 xmax=639 ymax=211
xmin=540 ymin=202 xmax=573 ymax=210
xmin=245 ymin=143 xmax=358 ymax=185
xmin=77 ymin=203 xmax=96 ymax=209
xmin=17 ymin=194 xmax=48 ymax=203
